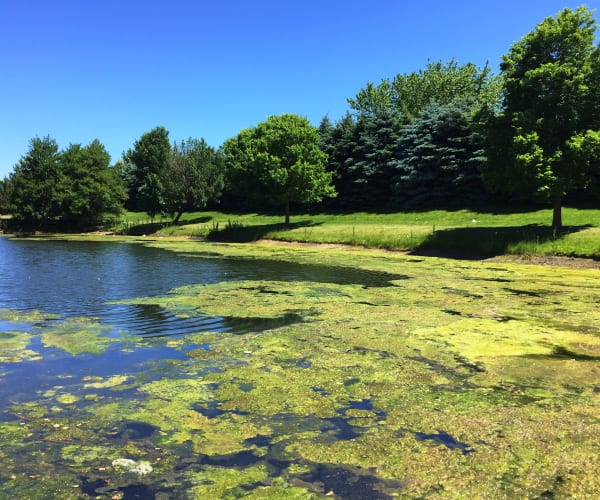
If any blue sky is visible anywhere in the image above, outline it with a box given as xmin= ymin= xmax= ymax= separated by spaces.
xmin=0 ymin=0 xmax=597 ymax=179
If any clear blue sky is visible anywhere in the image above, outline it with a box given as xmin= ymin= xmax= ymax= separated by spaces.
xmin=0 ymin=0 xmax=597 ymax=179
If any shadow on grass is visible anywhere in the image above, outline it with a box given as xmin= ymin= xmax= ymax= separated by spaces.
xmin=412 ymin=225 xmax=591 ymax=259
xmin=124 ymin=222 xmax=169 ymax=236
xmin=179 ymin=216 xmax=212 ymax=225
xmin=123 ymin=216 xmax=213 ymax=235
xmin=523 ymin=346 xmax=600 ymax=361
xmin=206 ymin=220 xmax=321 ymax=243
xmin=312 ymin=202 xmax=549 ymax=216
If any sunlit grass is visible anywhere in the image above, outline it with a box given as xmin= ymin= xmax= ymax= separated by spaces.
xmin=109 ymin=206 xmax=600 ymax=257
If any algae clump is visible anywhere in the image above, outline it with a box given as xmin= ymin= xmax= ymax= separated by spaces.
xmin=40 ymin=317 xmax=122 ymax=355
xmin=0 ymin=331 xmax=40 ymax=362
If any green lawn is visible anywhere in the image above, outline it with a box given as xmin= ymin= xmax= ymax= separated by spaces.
xmin=112 ymin=206 xmax=600 ymax=258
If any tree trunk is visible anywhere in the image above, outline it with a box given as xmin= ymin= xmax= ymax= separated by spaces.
xmin=172 ymin=211 xmax=183 ymax=224
xmin=284 ymin=201 xmax=290 ymax=226
xmin=552 ymin=194 xmax=562 ymax=234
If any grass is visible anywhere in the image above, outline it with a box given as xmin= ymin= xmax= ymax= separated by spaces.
xmin=110 ymin=205 xmax=600 ymax=258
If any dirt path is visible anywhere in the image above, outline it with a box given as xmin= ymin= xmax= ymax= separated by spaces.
xmin=254 ymin=238 xmax=600 ymax=269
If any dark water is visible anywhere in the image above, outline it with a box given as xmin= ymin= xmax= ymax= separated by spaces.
xmin=0 ymin=237 xmax=399 ymax=325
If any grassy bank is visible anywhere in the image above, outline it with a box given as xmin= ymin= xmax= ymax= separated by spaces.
xmin=112 ymin=206 xmax=600 ymax=258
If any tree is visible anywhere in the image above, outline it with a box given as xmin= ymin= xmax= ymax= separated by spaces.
xmin=123 ymin=126 xmax=171 ymax=218
xmin=482 ymin=7 xmax=599 ymax=230
xmin=318 ymin=112 xmax=363 ymax=207
xmin=59 ymin=140 xmax=126 ymax=228
xmin=165 ymin=138 xmax=225 ymax=223
xmin=8 ymin=137 xmax=125 ymax=230
xmin=10 ymin=136 xmax=61 ymax=229
xmin=348 ymin=59 xmax=501 ymax=121
xmin=391 ymin=101 xmax=487 ymax=208
xmin=224 ymin=114 xmax=336 ymax=224
xmin=0 ymin=176 xmax=13 ymax=214
xmin=113 ymin=158 xmax=139 ymax=211
xmin=345 ymin=111 xmax=404 ymax=207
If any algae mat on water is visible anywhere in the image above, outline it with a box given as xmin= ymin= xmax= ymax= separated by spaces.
xmin=1 ymin=239 xmax=600 ymax=498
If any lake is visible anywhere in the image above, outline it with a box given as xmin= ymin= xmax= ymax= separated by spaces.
xmin=0 ymin=236 xmax=407 ymax=499
xmin=2 ymin=236 xmax=599 ymax=498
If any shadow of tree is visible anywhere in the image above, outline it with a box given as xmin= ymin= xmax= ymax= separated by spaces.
xmin=206 ymin=220 xmax=321 ymax=243
xmin=124 ymin=216 xmax=213 ymax=235
xmin=412 ymin=225 xmax=591 ymax=259
xmin=180 ymin=216 xmax=212 ymax=225
xmin=124 ymin=222 xmax=167 ymax=236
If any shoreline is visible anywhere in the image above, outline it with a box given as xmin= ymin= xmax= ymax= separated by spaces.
xmin=3 ymin=230 xmax=599 ymax=270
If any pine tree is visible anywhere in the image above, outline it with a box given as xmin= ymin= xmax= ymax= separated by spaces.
xmin=391 ymin=102 xmax=487 ymax=208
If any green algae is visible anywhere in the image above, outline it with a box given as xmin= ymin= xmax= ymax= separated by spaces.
xmin=2 ymin=239 xmax=600 ymax=498
xmin=60 ymin=444 xmax=114 ymax=467
xmin=185 ymin=465 xmax=318 ymax=499
xmin=115 ymin=240 xmax=599 ymax=497
xmin=0 ymin=308 xmax=59 ymax=324
xmin=39 ymin=317 xmax=126 ymax=355
xmin=83 ymin=374 xmax=130 ymax=389
xmin=0 ymin=331 xmax=41 ymax=362
xmin=55 ymin=393 xmax=80 ymax=405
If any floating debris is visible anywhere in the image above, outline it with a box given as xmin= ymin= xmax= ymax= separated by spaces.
xmin=112 ymin=458 xmax=153 ymax=475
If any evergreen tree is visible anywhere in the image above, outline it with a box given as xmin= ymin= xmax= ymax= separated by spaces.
xmin=344 ymin=111 xmax=404 ymax=208
xmin=123 ymin=126 xmax=171 ymax=218
xmin=10 ymin=136 xmax=61 ymax=229
xmin=165 ymin=138 xmax=225 ymax=223
xmin=391 ymin=102 xmax=487 ymax=208
xmin=0 ymin=177 xmax=13 ymax=214
xmin=318 ymin=113 xmax=362 ymax=207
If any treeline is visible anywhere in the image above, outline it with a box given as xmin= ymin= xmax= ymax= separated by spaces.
xmin=1 ymin=6 xmax=599 ymax=231
xmin=0 ymin=137 xmax=126 ymax=230
xmin=318 ymin=59 xmax=498 ymax=210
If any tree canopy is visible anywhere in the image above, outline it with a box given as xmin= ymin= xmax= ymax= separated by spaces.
xmin=481 ymin=6 xmax=600 ymax=230
xmin=8 ymin=136 xmax=61 ymax=229
xmin=348 ymin=59 xmax=502 ymax=120
xmin=58 ymin=140 xmax=126 ymax=228
xmin=123 ymin=126 xmax=171 ymax=218
xmin=165 ymin=138 xmax=225 ymax=223
xmin=8 ymin=136 xmax=125 ymax=230
xmin=224 ymin=114 xmax=336 ymax=224
xmin=391 ymin=101 xmax=487 ymax=208
xmin=122 ymin=128 xmax=226 ymax=222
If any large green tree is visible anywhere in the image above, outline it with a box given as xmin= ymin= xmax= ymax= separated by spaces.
xmin=165 ymin=138 xmax=225 ymax=223
xmin=0 ymin=176 xmax=13 ymax=214
xmin=9 ymin=136 xmax=61 ymax=229
xmin=123 ymin=126 xmax=171 ymax=218
xmin=482 ymin=6 xmax=599 ymax=230
xmin=59 ymin=140 xmax=126 ymax=228
xmin=9 ymin=137 xmax=125 ymax=230
xmin=348 ymin=59 xmax=501 ymax=121
xmin=224 ymin=114 xmax=336 ymax=224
